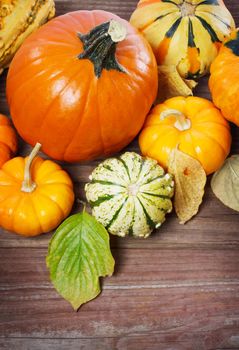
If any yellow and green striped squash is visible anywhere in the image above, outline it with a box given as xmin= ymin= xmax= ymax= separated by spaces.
xmin=130 ymin=0 xmax=235 ymax=79
xmin=85 ymin=152 xmax=174 ymax=238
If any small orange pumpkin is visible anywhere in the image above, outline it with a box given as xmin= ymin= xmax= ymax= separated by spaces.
xmin=209 ymin=29 xmax=239 ymax=126
xmin=0 ymin=143 xmax=75 ymax=236
xmin=0 ymin=114 xmax=17 ymax=168
xmin=139 ymin=96 xmax=231 ymax=175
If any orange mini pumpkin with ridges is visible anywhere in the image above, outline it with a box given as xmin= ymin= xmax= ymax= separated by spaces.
xmin=0 ymin=143 xmax=75 ymax=236
xmin=0 ymin=114 xmax=17 ymax=168
xmin=209 ymin=29 xmax=239 ymax=126
xmin=139 ymin=96 xmax=231 ymax=175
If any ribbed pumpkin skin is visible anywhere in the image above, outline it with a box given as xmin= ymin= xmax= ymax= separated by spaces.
xmin=6 ymin=10 xmax=158 ymax=162
xmin=85 ymin=152 xmax=174 ymax=238
xmin=139 ymin=96 xmax=231 ymax=175
xmin=209 ymin=30 xmax=239 ymax=126
xmin=0 ymin=114 xmax=17 ymax=168
xmin=130 ymin=0 xmax=235 ymax=79
xmin=0 ymin=156 xmax=74 ymax=236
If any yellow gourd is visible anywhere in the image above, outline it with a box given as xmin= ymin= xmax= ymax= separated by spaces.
xmin=130 ymin=0 xmax=235 ymax=80
xmin=0 ymin=143 xmax=74 ymax=236
xmin=0 ymin=0 xmax=55 ymax=74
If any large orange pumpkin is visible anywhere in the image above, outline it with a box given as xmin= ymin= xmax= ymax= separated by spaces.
xmin=0 ymin=114 xmax=18 ymax=168
xmin=139 ymin=96 xmax=231 ymax=175
xmin=209 ymin=29 xmax=239 ymax=126
xmin=6 ymin=10 xmax=158 ymax=162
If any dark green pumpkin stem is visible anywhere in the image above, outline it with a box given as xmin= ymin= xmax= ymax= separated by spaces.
xmin=225 ymin=31 xmax=239 ymax=56
xmin=77 ymin=20 xmax=127 ymax=78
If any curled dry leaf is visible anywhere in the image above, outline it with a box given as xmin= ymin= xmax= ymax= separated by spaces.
xmin=168 ymin=149 xmax=207 ymax=224
xmin=211 ymin=155 xmax=239 ymax=212
xmin=157 ymin=65 xmax=197 ymax=103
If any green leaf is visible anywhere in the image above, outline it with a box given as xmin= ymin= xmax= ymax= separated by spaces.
xmin=211 ymin=155 xmax=239 ymax=212
xmin=46 ymin=211 xmax=115 ymax=310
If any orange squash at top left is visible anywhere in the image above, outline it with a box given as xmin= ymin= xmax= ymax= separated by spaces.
xmin=6 ymin=10 xmax=158 ymax=162
xmin=0 ymin=114 xmax=17 ymax=168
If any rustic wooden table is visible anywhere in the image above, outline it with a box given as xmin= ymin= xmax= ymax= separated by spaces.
xmin=1 ymin=1 xmax=239 ymax=349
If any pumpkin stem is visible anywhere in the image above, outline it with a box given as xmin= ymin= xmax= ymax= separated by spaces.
xmin=21 ymin=143 xmax=41 ymax=193
xmin=77 ymin=20 xmax=127 ymax=78
xmin=160 ymin=109 xmax=191 ymax=131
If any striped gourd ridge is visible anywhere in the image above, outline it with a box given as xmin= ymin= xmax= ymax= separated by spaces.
xmin=130 ymin=0 xmax=235 ymax=79
xmin=0 ymin=0 xmax=55 ymax=73
xmin=85 ymin=152 xmax=174 ymax=238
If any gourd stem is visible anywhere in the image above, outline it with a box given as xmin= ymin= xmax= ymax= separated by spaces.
xmin=180 ymin=2 xmax=196 ymax=17
xmin=21 ymin=143 xmax=41 ymax=193
xmin=78 ymin=20 xmax=127 ymax=78
xmin=160 ymin=109 xmax=191 ymax=131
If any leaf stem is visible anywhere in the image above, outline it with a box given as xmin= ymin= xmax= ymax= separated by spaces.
xmin=77 ymin=199 xmax=87 ymax=212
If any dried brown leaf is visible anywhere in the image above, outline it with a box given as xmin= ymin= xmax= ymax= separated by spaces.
xmin=211 ymin=155 xmax=239 ymax=211
xmin=169 ymin=149 xmax=207 ymax=224
xmin=157 ymin=65 xmax=197 ymax=103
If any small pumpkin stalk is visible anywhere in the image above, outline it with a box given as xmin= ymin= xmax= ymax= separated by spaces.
xmin=78 ymin=20 xmax=127 ymax=78
xmin=159 ymin=109 xmax=191 ymax=131
xmin=0 ymin=143 xmax=75 ymax=236
xmin=21 ymin=142 xmax=41 ymax=193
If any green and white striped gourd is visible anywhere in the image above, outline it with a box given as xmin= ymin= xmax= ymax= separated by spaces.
xmin=85 ymin=152 xmax=174 ymax=238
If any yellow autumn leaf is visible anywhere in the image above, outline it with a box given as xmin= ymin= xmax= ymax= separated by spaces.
xmin=168 ymin=149 xmax=206 ymax=224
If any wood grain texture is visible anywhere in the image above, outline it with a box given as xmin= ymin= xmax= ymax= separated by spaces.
xmin=1 ymin=1 xmax=239 ymax=349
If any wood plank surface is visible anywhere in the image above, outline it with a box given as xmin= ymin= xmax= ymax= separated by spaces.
xmin=1 ymin=1 xmax=239 ymax=349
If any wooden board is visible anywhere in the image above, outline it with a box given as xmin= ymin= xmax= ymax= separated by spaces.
xmin=1 ymin=1 xmax=239 ymax=349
